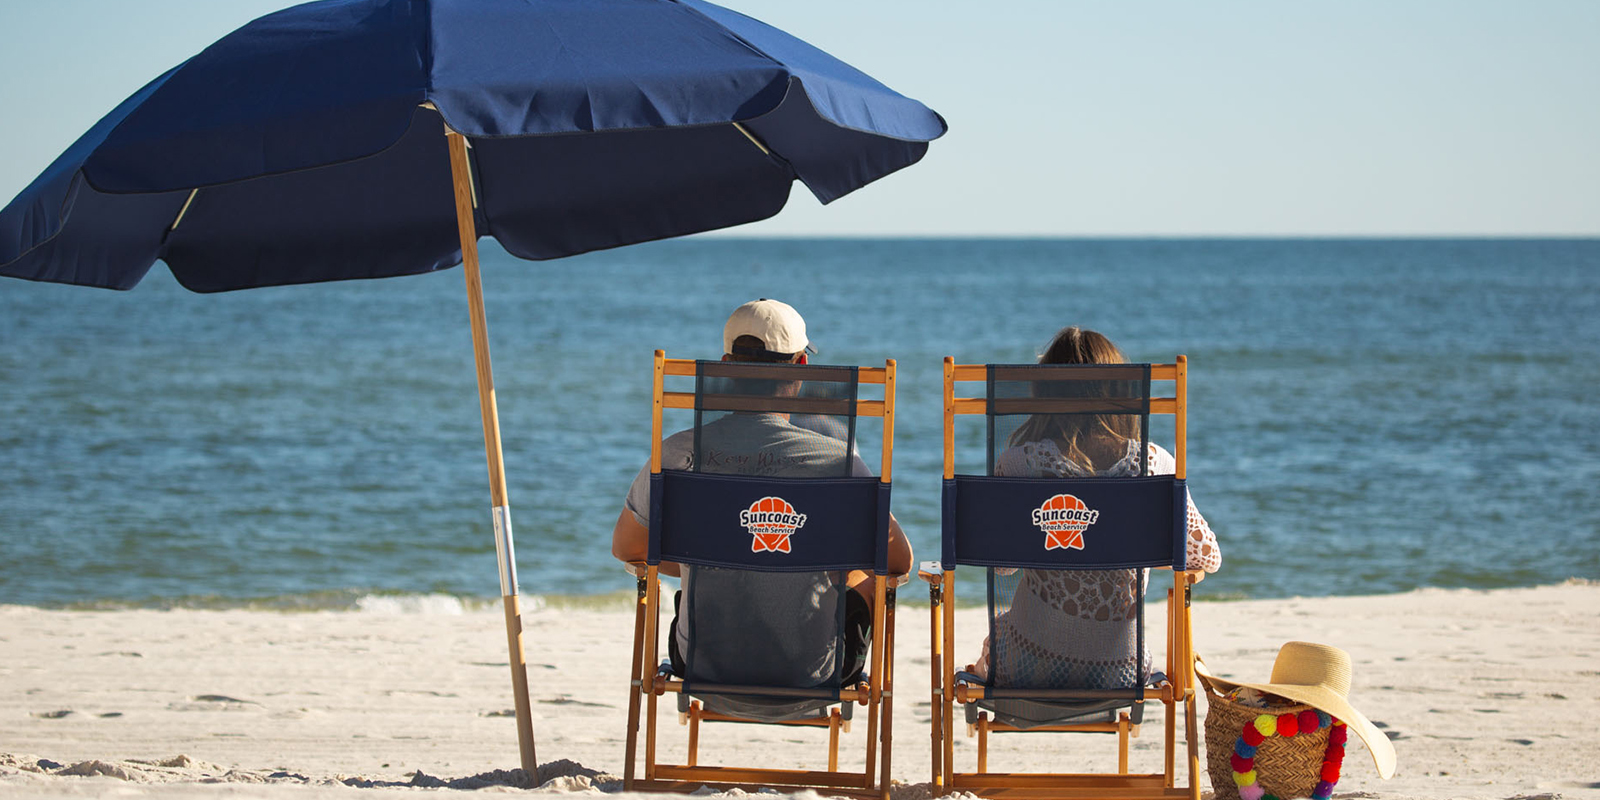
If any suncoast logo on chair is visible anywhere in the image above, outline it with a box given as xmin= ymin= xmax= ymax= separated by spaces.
xmin=1032 ymin=494 xmax=1099 ymax=551
xmin=740 ymin=496 xmax=807 ymax=554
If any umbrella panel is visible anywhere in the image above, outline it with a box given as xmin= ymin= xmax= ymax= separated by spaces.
xmin=164 ymin=110 xmax=461 ymax=292
xmin=477 ymin=120 xmax=794 ymax=262
xmin=163 ymin=107 xmax=801 ymax=291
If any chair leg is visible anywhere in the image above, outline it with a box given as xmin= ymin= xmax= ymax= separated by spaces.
xmin=863 ymin=578 xmax=886 ymax=791
xmin=645 ymin=680 xmax=659 ymax=776
xmin=1117 ymin=711 xmax=1130 ymax=774
xmin=643 ymin=567 xmax=661 ymax=780
xmin=687 ymin=700 xmax=701 ymax=767
xmin=1186 ymin=691 xmax=1201 ymax=800
xmin=879 ymin=590 xmax=896 ymax=800
xmin=623 ymin=576 xmax=648 ymax=790
xmin=828 ymin=707 xmax=842 ymax=772
xmin=1164 ymin=588 xmax=1177 ymax=788
xmin=976 ymin=712 xmax=989 ymax=774
xmin=1184 ymin=585 xmax=1201 ymax=800
xmin=929 ymin=594 xmax=942 ymax=792
xmin=934 ymin=572 xmax=947 ymax=790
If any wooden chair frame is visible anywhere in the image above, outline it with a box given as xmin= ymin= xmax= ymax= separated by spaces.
xmin=923 ymin=356 xmax=1203 ymax=800
xmin=623 ymin=352 xmax=899 ymax=799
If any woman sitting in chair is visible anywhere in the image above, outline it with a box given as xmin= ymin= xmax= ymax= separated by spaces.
xmin=971 ymin=326 xmax=1221 ymax=690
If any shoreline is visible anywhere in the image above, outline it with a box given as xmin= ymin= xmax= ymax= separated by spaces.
xmin=4 ymin=581 xmax=1597 ymax=799
xmin=16 ymin=574 xmax=1600 ymax=613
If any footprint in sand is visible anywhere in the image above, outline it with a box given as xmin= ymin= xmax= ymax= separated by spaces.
xmin=269 ymin=708 xmax=322 ymax=720
xmin=32 ymin=710 xmax=73 ymax=719
xmin=537 ymin=695 xmax=612 ymax=708
xmin=169 ymin=695 xmax=260 ymax=712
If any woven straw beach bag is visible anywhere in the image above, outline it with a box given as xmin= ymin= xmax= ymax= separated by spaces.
xmin=1201 ymin=682 xmax=1331 ymax=800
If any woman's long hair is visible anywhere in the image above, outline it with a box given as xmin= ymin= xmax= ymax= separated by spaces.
xmin=1007 ymin=326 xmax=1140 ymax=472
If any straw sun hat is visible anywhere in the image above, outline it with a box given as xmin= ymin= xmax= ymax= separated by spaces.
xmin=1196 ymin=641 xmax=1396 ymax=779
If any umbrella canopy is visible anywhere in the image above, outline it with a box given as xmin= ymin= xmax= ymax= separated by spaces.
xmin=0 ymin=0 xmax=943 ymax=779
xmin=0 ymin=0 xmax=945 ymax=291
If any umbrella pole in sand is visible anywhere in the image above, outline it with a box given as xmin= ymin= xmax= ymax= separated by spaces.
xmin=444 ymin=123 xmax=539 ymax=778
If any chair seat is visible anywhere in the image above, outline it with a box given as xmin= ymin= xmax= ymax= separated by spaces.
xmin=683 ymin=692 xmax=840 ymax=723
xmin=957 ymin=670 xmax=1164 ymax=729
xmin=664 ymin=661 xmax=859 ymax=723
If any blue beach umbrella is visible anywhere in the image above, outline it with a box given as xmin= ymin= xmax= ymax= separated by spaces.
xmin=0 ymin=0 xmax=945 ymax=773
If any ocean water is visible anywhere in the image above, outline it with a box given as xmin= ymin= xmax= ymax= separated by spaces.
xmin=2 ymin=238 xmax=1597 ymax=608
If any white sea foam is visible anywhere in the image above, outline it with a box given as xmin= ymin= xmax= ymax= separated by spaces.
xmin=352 ymin=593 xmax=467 ymax=615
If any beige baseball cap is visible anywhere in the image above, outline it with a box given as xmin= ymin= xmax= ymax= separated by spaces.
xmin=722 ymin=298 xmax=816 ymax=357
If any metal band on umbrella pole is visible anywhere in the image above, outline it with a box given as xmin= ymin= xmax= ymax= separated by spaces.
xmin=444 ymin=123 xmax=538 ymax=777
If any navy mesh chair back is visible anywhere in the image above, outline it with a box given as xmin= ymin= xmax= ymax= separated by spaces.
xmin=923 ymin=357 xmax=1204 ymax=799
xmin=625 ymin=352 xmax=899 ymax=798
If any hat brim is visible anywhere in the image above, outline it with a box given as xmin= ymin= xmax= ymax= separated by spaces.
xmin=1196 ymin=660 xmax=1396 ymax=779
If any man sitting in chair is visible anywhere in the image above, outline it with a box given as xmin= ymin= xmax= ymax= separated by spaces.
xmin=611 ymin=298 xmax=911 ymax=696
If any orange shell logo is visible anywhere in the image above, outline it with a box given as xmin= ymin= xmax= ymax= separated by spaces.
xmin=1031 ymin=494 xmax=1099 ymax=551
xmin=739 ymin=496 xmax=807 ymax=554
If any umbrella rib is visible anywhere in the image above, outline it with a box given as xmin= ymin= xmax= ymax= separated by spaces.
xmin=465 ymin=140 xmax=480 ymax=210
xmin=731 ymin=122 xmax=771 ymax=156
xmin=168 ymin=188 xmax=199 ymax=232
xmin=427 ymin=103 xmax=481 ymax=209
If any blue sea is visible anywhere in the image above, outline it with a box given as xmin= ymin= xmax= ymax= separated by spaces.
xmin=2 ymin=238 xmax=1597 ymax=609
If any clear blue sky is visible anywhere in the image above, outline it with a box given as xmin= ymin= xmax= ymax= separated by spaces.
xmin=2 ymin=1 xmax=1595 ymax=236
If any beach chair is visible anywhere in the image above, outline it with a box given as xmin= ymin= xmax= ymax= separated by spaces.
xmin=623 ymin=352 xmax=899 ymax=798
xmin=924 ymin=358 xmax=1203 ymax=799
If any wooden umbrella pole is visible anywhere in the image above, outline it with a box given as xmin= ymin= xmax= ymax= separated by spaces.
xmin=445 ymin=126 xmax=538 ymax=777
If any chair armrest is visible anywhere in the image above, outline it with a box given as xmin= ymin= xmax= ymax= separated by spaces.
xmin=1156 ymin=567 xmax=1206 ymax=584
xmin=918 ymin=560 xmax=943 ymax=584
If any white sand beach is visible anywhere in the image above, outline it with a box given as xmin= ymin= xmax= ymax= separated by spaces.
xmin=3 ymin=581 xmax=1597 ymax=800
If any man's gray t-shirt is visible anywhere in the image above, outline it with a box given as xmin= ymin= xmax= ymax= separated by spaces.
xmin=623 ymin=413 xmax=873 ymax=689
xmin=624 ymin=413 xmax=872 ymax=523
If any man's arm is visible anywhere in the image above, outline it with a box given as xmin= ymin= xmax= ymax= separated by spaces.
xmin=846 ymin=512 xmax=913 ymax=597
xmin=886 ymin=513 xmax=912 ymax=575
xmin=613 ymin=456 xmax=683 ymax=577
xmin=611 ymin=509 xmax=680 ymax=577
xmin=846 ymin=453 xmax=912 ymax=575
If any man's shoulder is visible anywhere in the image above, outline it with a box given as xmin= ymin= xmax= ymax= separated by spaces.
xmin=702 ymin=415 xmax=860 ymax=476
xmin=662 ymin=428 xmax=697 ymax=446
xmin=706 ymin=413 xmax=835 ymax=440
xmin=655 ymin=428 xmax=698 ymax=468
xmin=766 ymin=420 xmax=853 ymax=457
